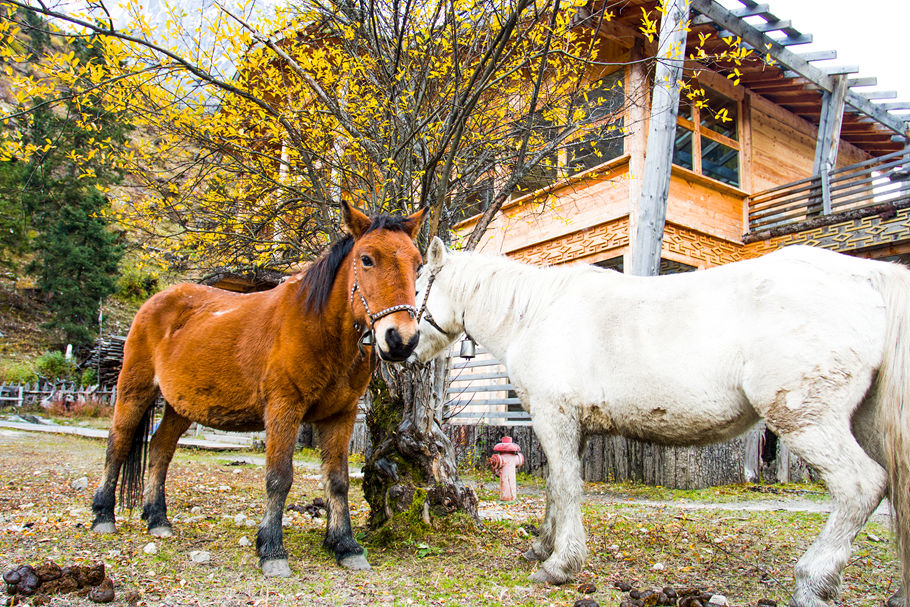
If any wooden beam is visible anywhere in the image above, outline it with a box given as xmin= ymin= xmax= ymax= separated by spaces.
xmin=629 ymin=0 xmax=688 ymax=277
xmin=847 ymin=77 xmax=878 ymax=88
xmin=753 ymin=20 xmax=791 ymax=33
xmin=773 ymin=34 xmax=813 ymax=46
xmin=857 ymin=91 xmax=898 ymax=100
xmin=824 ymin=65 xmax=859 ymax=75
xmin=813 ymin=74 xmax=849 ymax=212
xmin=690 ymin=0 xmax=907 ymax=136
xmin=799 ymin=50 xmax=837 ymax=62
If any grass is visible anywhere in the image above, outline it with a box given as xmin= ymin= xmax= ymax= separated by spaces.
xmin=0 ymin=430 xmax=900 ymax=606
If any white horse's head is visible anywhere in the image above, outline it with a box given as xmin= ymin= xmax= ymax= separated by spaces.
xmin=410 ymin=237 xmax=464 ymax=364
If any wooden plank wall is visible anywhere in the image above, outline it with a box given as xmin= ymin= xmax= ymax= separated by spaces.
xmin=444 ymin=424 xmax=780 ymax=489
xmin=301 ymin=419 xmax=813 ymax=489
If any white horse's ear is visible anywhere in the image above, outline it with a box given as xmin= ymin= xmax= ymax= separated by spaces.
xmin=426 ymin=237 xmax=447 ymax=272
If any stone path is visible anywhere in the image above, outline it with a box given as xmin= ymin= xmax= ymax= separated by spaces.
xmin=0 ymin=418 xmax=250 ymax=451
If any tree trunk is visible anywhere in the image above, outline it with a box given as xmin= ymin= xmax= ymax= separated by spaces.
xmin=362 ymin=357 xmax=478 ymax=529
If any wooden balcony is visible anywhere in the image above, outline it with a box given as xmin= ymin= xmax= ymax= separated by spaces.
xmin=745 ymin=149 xmax=910 ymax=242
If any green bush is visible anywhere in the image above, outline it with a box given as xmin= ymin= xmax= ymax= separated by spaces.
xmin=79 ymin=367 xmax=97 ymax=387
xmin=117 ymin=266 xmax=160 ymax=304
xmin=34 ymin=351 xmax=77 ymax=381
xmin=0 ymin=360 xmax=38 ymax=384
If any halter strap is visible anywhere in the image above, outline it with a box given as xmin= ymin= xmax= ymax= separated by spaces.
xmin=349 ymin=259 xmax=418 ymax=330
xmin=415 ymin=272 xmax=462 ymax=339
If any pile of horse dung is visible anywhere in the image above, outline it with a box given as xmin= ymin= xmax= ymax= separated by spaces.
xmin=604 ymin=580 xmax=779 ymax=607
xmin=2 ymin=561 xmax=131 ymax=605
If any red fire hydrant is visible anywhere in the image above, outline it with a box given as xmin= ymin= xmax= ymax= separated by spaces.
xmin=490 ymin=436 xmax=524 ymax=501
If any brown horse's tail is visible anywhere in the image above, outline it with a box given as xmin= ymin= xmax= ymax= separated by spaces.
xmin=874 ymin=263 xmax=910 ymax=595
xmin=118 ymin=405 xmax=154 ymax=511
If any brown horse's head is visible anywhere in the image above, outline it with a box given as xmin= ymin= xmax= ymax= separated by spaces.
xmin=342 ymin=201 xmax=427 ymax=362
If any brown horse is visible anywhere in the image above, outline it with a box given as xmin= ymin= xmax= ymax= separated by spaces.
xmin=91 ymin=202 xmax=427 ymax=577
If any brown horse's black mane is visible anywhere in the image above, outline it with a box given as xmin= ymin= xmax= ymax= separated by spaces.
xmin=300 ymin=214 xmax=414 ymax=314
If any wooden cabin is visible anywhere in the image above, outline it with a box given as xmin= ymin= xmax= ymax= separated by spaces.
xmin=447 ymin=0 xmax=910 ymax=488
xmin=457 ymin=0 xmax=909 ymax=270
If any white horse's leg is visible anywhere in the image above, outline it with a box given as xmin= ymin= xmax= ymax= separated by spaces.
xmin=777 ymin=421 xmax=887 ymax=607
xmin=528 ymin=408 xmax=587 ymax=584
xmin=525 ymin=437 xmax=590 ymax=562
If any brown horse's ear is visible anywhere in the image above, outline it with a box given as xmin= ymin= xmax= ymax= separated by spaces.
xmin=341 ymin=201 xmax=371 ymax=238
xmin=401 ymin=206 xmax=429 ymax=240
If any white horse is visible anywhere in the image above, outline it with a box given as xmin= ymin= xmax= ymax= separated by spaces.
xmin=411 ymin=237 xmax=910 ymax=607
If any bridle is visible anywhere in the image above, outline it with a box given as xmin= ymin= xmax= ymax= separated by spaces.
xmin=415 ymin=273 xmax=459 ymax=338
xmin=349 ymin=257 xmax=418 ymax=353
xmin=415 ymin=272 xmax=475 ymax=360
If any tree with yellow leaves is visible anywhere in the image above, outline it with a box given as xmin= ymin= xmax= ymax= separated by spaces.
xmin=0 ymin=0 xmax=763 ymax=525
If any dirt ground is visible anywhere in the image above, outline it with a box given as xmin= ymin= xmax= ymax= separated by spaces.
xmin=0 ymin=428 xmax=900 ymax=607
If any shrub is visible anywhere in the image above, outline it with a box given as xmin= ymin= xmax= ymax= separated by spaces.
xmin=0 ymin=360 xmax=37 ymax=384
xmin=117 ymin=266 xmax=159 ymax=304
xmin=47 ymin=394 xmax=112 ymax=418
xmin=34 ymin=351 xmax=77 ymax=382
xmin=79 ymin=367 xmax=97 ymax=387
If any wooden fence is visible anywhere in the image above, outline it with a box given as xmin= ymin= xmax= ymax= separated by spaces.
xmin=2 ymin=349 xmax=813 ymax=488
xmin=747 ymin=148 xmax=910 ymax=233
xmin=439 ymin=347 xmax=813 ymax=488
xmin=0 ymin=382 xmax=116 ymax=408
xmin=445 ymin=347 xmax=530 ymax=425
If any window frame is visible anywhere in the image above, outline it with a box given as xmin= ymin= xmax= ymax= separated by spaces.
xmin=674 ymin=82 xmax=743 ymax=187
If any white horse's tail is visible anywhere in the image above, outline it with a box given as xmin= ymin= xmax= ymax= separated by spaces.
xmin=874 ymin=263 xmax=910 ymax=595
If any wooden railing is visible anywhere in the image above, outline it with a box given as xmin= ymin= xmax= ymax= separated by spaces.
xmin=445 ymin=347 xmax=531 ymax=425
xmin=0 ymin=382 xmax=116 ymax=408
xmin=747 ymin=149 xmax=910 ymax=234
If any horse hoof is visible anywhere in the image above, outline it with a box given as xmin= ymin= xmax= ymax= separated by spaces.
xmin=92 ymin=522 xmax=116 ymax=534
xmin=529 ymin=566 xmax=569 ymax=585
xmin=339 ymin=554 xmax=372 ymax=571
xmin=261 ymin=559 xmax=292 ymax=578
xmin=149 ymin=526 xmax=173 ymax=538
xmin=522 ymin=546 xmax=546 ymax=562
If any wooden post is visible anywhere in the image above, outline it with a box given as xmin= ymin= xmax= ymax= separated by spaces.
xmin=812 ymin=74 xmax=848 ymax=214
xmin=626 ymin=39 xmax=649 ymax=271
xmin=628 ymin=0 xmax=689 ymax=276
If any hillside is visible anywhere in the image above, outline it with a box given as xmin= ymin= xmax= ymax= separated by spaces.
xmin=0 ymin=278 xmax=139 ymax=367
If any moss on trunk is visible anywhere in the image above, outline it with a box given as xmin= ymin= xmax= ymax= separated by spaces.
xmin=363 ymin=361 xmax=478 ymax=531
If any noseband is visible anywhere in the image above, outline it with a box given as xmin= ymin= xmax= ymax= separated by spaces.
xmin=349 ymin=258 xmax=418 ymax=353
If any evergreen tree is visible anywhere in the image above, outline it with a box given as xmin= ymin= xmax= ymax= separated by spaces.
xmin=0 ymin=159 xmax=29 ymax=273
xmin=28 ymin=190 xmax=121 ymax=344
xmin=7 ymin=26 xmax=130 ymax=345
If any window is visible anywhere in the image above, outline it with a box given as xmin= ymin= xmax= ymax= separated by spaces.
xmin=514 ymin=71 xmax=626 ymax=197
xmin=567 ymin=72 xmax=625 ymax=176
xmin=592 ymin=257 xmax=696 ymax=274
xmin=673 ymin=86 xmax=741 ymax=187
xmin=459 ymin=179 xmax=495 ymax=219
xmin=515 ymin=112 xmax=559 ymax=195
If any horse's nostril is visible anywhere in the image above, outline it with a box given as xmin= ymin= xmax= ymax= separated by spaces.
xmin=386 ymin=327 xmax=403 ymax=349
xmin=405 ymin=332 xmax=419 ymax=350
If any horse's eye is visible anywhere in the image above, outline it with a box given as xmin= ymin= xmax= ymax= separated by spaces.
xmin=417 ymin=263 xmax=424 ymax=273
xmin=360 ymin=255 xmax=374 ymax=267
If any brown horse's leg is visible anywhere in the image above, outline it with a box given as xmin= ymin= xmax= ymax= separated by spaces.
xmin=257 ymin=406 xmax=303 ymax=577
xmin=317 ymin=408 xmax=369 ymax=571
xmin=142 ymin=403 xmax=191 ymax=537
xmin=91 ymin=379 xmax=158 ymax=533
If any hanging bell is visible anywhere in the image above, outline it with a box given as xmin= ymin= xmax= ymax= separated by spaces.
xmin=458 ymin=336 xmax=476 ymax=359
